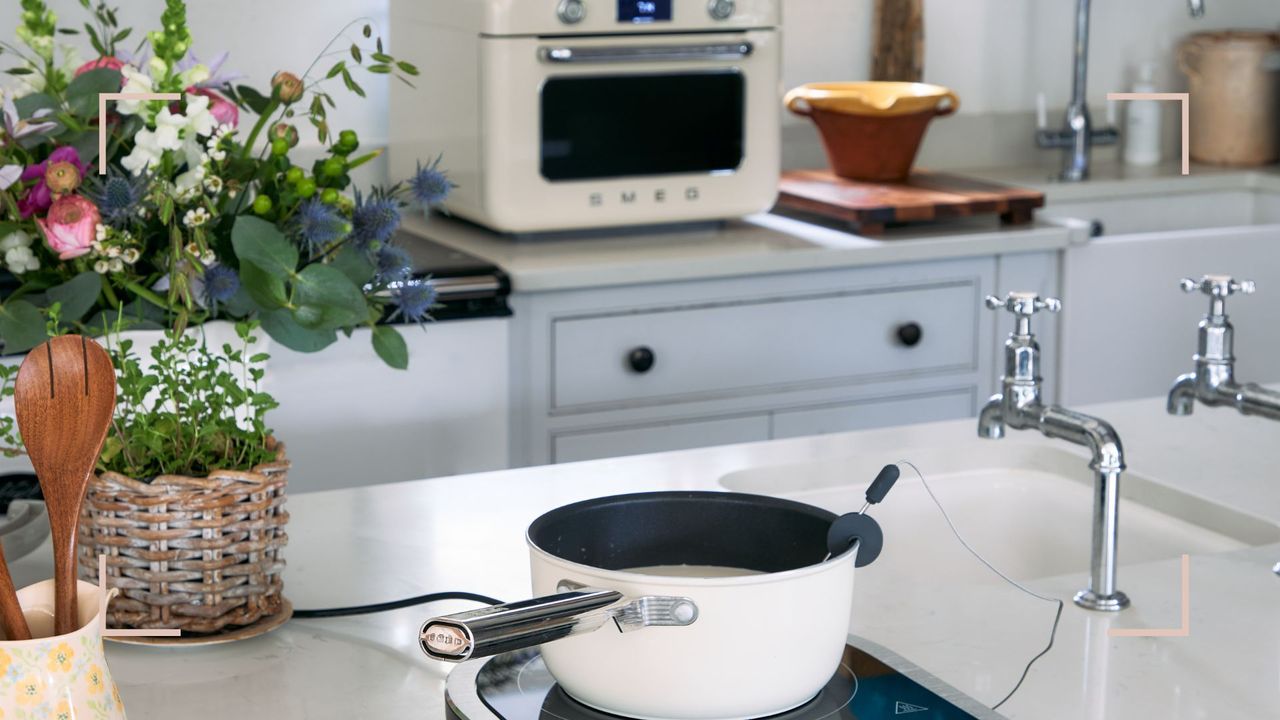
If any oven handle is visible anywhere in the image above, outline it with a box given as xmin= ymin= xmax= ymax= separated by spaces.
xmin=539 ymin=42 xmax=753 ymax=64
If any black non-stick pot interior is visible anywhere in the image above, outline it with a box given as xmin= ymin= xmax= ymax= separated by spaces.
xmin=527 ymin=492 xmax=837 ymax=573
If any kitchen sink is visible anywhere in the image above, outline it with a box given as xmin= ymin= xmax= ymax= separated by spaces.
xmin=719 ymin=443 xmax=1280 ymax=588
xmin=1041 ymin=188 xmax=1280 ymax=235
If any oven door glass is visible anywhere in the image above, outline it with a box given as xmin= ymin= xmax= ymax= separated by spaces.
xmin=540 ymin=71 xmax=745 ymax=182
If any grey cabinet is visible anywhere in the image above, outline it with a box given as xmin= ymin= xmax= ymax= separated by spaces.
xmin=509 ymin=252 xmax=1057 ymax=466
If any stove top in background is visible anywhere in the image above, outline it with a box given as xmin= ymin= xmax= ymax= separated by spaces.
xmin=397 ymin=228 xmax=511 ymax=322
xmin=445 ymin=636 xmax=1007 ymax=720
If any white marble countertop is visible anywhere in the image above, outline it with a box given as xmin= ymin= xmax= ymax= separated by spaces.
xmin=400 ymin=162 xmax=1278 ymax=294
xmin=8 ymin=392 xmax=1274 ymax=719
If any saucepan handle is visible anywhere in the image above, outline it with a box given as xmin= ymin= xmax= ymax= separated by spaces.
xmin=421 ymin=587 xmax=624 ymax=662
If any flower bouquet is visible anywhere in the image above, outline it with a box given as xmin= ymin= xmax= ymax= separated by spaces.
xmin=0 ymin=0 xmax=453 ymax=638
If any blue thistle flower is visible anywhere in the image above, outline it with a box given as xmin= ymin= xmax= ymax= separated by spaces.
xmin=202 ymin=264 xmax=240 ymax=307
xmin=409 ymin=156 xmax=454 ymax=207
xmin=83 ymin=171 xmax=148 ymax=228
xmin=389 ymin=280 xmax=437 ymax=325
xmin=288 ymin=198 xmax=350 ymax=254
xmin=375 ymin=245 xmax=412 ymax=283
xmin=349 ymin=189 xmax=401 ymax=252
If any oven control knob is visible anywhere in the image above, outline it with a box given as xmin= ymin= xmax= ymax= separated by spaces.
xmin=557 ymin=0 xmax=587 ymax=24
xmin=707 ymin=0 xmax=735 ymax=20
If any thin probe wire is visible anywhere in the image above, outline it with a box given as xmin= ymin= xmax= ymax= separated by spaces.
xmin=895 ymin=460 xmax=1065 ymax=712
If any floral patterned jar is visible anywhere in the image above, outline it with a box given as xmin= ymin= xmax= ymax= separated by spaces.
xmin=0 ymin=579 xmax=124 ymax=719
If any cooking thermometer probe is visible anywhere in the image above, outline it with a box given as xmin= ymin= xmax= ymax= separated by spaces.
xmin=825 ymin=464 xmax=899 ymax=567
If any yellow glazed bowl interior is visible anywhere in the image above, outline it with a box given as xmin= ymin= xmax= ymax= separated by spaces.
xmin=785 ymin=81 xmax=960 ymax=117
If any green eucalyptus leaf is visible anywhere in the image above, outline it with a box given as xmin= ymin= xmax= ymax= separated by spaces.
xmin=234 ymin=84 xmax=271 ymax=114
xmin=238 ymin=261 xmax=288 ymax=310
xmin=260 ymin=308 xmax=337 ymax=353
xmin=371 ymin=325 xmax=408 ymax=369
xmin=291 ymin=264 xmax=368 ymax=330
xmin=329 ymin=245 xmax=375 ymax=285
xmin=65 ymin=67 xmax=123 ymax=116
xmin=0 ymin=300 xmax=48 ymax=354
xmin=46 ymin=271 xmax=101 ymax=323
xmin=231 ymin=216 xmax=298 ymax=279
xmin=13 ymin=92 xmax=56 ymax=119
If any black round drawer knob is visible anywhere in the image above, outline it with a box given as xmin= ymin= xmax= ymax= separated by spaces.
xmin=627 ymin=346 xmax=656 ymax=374
xmin=895 ymin=322 xmax=923 ymax=347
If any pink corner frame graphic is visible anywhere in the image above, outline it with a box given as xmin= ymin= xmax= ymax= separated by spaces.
xmin=1107 ymin=554 xmax=1190 ymax=638
xmin=1105 ymin=92 xmax=1190 ymax=175
xmin=97 ymin=553 xmax=180 ymax=637
xmin=96 ymin=92 xmax=183 ymax=175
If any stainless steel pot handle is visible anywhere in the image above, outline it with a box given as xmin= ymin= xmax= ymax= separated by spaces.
xmin=421 ymin=585 xmax=699 ymax=662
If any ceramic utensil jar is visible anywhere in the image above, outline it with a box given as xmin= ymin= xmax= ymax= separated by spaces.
xmin=785 ymin=81 xmax=959 ymax=182
xmin=0 ymin=579 xmax=124 ymax=718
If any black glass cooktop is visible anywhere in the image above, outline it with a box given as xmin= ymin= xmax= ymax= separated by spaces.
xmin=444 ymin=637 xmax=1006 ymax=720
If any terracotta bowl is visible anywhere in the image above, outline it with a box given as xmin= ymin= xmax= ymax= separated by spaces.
xmin=785 ymin=82 xmax=960 ymax=182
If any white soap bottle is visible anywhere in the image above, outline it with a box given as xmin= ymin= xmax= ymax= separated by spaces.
xmin=1123 ymin=62 xmax=1162 ymax=166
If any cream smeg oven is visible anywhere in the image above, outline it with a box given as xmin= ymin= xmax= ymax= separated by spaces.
xmin=390 ymin=0 xmax=781 ymax=233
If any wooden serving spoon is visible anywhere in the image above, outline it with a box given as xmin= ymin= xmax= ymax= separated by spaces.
xmin=0 ymin=539 xmax=31 ymax=639
xmin=15 ymin=336 xmax=116 ymax=635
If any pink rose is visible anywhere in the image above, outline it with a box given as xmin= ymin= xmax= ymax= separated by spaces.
xmin=186 ymin=87 xmax=238 ymax=129
xmin=75 ymin=56 xmax=125 ymax=77
xmin=35 ymin=195 xmax=100 ymax=260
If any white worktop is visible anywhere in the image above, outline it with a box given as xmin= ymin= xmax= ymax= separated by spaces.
xmin=400 ymin=163 xmax=1279 ymax=294
xmin=9 ymin=392 xmax=1274 ymax=719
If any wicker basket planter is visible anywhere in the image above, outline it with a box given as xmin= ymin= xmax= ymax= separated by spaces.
xmin=77 ymin=442 xmax=290 ymax=635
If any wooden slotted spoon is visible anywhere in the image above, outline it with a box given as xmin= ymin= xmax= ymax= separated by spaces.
xmin=15 ymin=335 xmax=116 ymax=635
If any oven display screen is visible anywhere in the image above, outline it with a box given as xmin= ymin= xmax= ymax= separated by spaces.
xmin=619 ymin=0 xmax=672 ymax=23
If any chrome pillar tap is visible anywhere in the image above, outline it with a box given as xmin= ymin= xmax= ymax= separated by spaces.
xmin=979 ymin=292 xmax=1130 ymax=611
xmin=1167 ymin=276 xmax=1280 ymax=420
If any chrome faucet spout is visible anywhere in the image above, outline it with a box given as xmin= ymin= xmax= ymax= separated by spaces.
xmin=1167 ymin=373 xmax=1198 ymax=415
xmin=1188 ymin=0 xmax=1206 ymax=17
xmin=979 ymin=292 xmax=1129 ymax=610
xmin=1238 ymin=383 xmax=1280 ymax=420
xmin=977 ymin=394 xmax=1005 ymax=439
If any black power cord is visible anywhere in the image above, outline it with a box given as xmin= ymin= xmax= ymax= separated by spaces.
xmin=293 ymin=591 xmax=503 ymax=619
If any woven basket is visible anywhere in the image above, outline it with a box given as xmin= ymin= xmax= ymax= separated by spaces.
xmin=77 ymin=442 xmax=290 ymax=634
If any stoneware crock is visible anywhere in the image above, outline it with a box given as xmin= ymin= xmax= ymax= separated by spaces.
xmin=785 ymin=81 xmax=960 ymax=182
xmin=0 ymin=579 xmax=125 ymax=718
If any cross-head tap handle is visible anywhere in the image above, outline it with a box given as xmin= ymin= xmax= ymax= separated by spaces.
xmin=1180 ymin=275 xmax=1254 ymax=316
xmin=985 ymin=291 xmax=1060 ymax=336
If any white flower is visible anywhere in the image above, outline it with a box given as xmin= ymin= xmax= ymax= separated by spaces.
xmin=4 ymin=246 xmax=38 ymax=275
xmin=106 ymin=245 xmax=122 ymax=258
xmin=183 ymin=94 xmax=216 ymax=138
xmin=152 ymin=108 xmax=187 ymax=151
xmin=179 ymin=63 xmax=211 ymax=88
xmin=0 ymin=230 xmax=32 ymax=252
xmin=93 ymin=259 xmax=110 ymax=274
xmin=208 ymin=148 xmax=227 ymax=162
xmin=116 ymin=66 xmax=155 ymax=116
xmin=148 ymin=56 xmax=169 ymax=79
xmin=182 ymin=208 xmax=211 ymax=229
xmin=108 ymin=258 xmax=123 ymax=273
xmin=94 ymin=224 xmax=107 ymax=242
xmin=204 ymin=175 xmax=223 ymax=194
xmin=121 ymin=127 xmax=162 ymax=175
xmin=201 ymin=250 xmax=216 ymax=265
xmin=122 ymin=248 xmax=140 ymax=264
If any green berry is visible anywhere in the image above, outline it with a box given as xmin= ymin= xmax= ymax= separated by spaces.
xmin=297 ymin=179 xmax=317 ymax=198
xmin=320 ymin=157 xmax=345 ymax=178
xmin=285 ymin=167 xmax=304 ymax=185
xmin=253 ymin=195 xmax=273 ymax=215
xmin=320 ymin=188 xmax=340 ymax=204
xmin=335 ymin=129 xmax=359 ymax=153
xmin=271 ymin=138 xmax=289 ymax=156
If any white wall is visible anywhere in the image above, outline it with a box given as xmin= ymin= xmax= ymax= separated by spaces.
xmin=2 ymin=1 xmax=1277 ymax=171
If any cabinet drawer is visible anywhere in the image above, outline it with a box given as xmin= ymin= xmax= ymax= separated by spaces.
xmin=552 ymin=415 xmax=769 ymax=463
xmin=552 ymin=280 xmax=981 ymax=411
xmin=771 ymin=388 xmax=976 ymax=439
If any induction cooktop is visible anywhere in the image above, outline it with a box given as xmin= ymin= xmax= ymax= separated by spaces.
xmin=444 ymin=635 xmax=1007 ymax=720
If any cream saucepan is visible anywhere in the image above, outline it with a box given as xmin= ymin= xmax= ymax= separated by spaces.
xmin=420 ymin=485 xmax=896 ymax=720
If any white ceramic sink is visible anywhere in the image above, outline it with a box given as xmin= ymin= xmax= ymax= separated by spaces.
xmin=1041 ymin=188 xmax=1280 ymax=235
xmin=719 ymin=443 xmax=1280 ymax=589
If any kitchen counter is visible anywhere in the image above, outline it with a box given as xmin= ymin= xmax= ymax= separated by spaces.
xmin=10 ymin=392 xmax=1275 ymax=719
xmin=399 ymin=211 xmax=1072 ymax=293
xmin=968 ymin=160 xmax=1280 ymax=203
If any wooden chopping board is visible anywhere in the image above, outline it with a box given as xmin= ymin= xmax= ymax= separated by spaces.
xmin=775 ymin=169 xmax=1045 ymax=235
xmin=873 ymin=0 xmax=925 ymax=82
